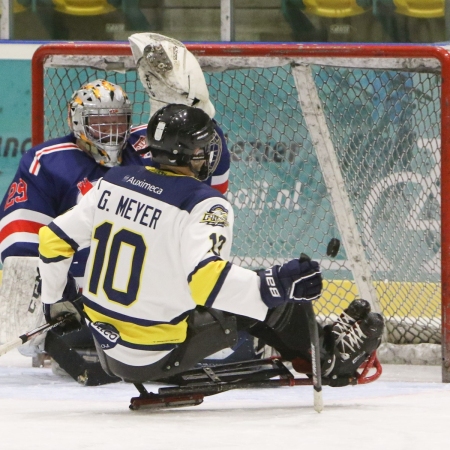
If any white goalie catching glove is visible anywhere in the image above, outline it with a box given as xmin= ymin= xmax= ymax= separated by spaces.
xmin=128 ymin=32 xmax=215 ymax=119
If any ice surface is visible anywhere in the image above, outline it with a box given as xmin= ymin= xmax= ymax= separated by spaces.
xmin=0 ymin=349 xmax=448 ymax=450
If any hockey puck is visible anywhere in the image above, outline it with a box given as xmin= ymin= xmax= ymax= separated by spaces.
xmin=326 ymin=238 xmax=340 ymax=257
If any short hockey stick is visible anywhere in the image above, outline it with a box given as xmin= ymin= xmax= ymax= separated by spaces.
xmin=300 ymin=238 xmax=341 ymax=413
xmin=303 ymin=301 xmax=323 ymax=412
xmin=0 ymin=313 xmax=73 ymax=357
xmin=298 ymin=253 xmax=323 ymax=412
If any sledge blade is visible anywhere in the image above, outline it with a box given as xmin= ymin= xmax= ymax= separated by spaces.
xmin=129 ymin=358 xmax=296 ymax=410
xmin=128 ymin=358 xmax=317 ymax=411
xmin=129 ymin=392 xmax=204 ymax=410
xmin=129 ymin=376 xmax=316 ymax=410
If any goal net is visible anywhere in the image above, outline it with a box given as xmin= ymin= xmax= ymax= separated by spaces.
xmin=31 ymin=42 xmax=450 ymax=377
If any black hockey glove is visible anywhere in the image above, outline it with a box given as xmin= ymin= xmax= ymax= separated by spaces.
xmin=42 ymin=274 xmax=82 ymax=325
xmin=257 ymin=257 xmax=322 ymax=309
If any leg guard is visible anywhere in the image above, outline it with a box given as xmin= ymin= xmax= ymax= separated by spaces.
xmin=45 ymin=323 xmax=121 ymax=386
xmin=249 ymin=302 xmax=320 ymax=362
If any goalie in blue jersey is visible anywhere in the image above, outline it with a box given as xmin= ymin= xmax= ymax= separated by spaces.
xmin=38 ymin=104 xmax=384 ymax=386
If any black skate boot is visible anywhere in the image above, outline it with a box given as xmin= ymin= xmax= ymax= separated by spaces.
xmin=322 ymin=299 xmax=384 ymax=386
xmin=331 ymin=299 xmax=371 ymax=334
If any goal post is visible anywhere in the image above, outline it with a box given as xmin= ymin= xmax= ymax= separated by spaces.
xmin=31 ymin=42 xmax=450 ymax=381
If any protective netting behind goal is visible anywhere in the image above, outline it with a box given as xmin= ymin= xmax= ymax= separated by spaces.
xmin=32 ymin=43 xmax=450 ymax=367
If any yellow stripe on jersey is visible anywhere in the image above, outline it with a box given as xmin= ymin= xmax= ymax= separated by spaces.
xmin=38 ymin=225 xmax=75 ymax=260
xmin=84 ymin=304 xmax=188 ymax=345
xmin=145 ymin=166 xmax=196 ymax=179
xmin=189 ymin=259 xmax=228 ymax=306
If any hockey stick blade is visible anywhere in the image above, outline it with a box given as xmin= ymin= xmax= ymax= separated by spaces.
xmin=0 ymin=313 xmax=73 ymax=357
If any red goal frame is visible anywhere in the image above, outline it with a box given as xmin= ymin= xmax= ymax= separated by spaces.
xmin=31 ymin=42 xmax=450 ymax=380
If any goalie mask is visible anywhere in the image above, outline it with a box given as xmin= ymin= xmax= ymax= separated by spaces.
xmin=129 ymin=32 xmax=215 ymax=119
xmin=68 ymin=79 xmax=132 ymax=167
xmin=146 ymin=104 xmax=216 ymax=181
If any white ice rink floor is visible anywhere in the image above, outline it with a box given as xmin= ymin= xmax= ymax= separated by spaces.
xmin=0 ymin=349 xmax=448 ymax=450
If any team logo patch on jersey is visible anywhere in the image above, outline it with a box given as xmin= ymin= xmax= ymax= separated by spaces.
xmin=132 ymin=135 xmax=148 ymax=151
xmin=76 ymin=178 xmax=98 ymax=204
xmin=77 ymin=177 xmax=94 ymax=196
xmin=200 ymin=204 xmax=229 ymax=227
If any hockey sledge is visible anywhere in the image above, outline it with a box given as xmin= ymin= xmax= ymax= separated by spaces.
xmin=129 ymin=352 xmax=382 ymax=410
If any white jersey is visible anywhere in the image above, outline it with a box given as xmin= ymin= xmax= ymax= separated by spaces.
xmin=38 ymin=166 xmax=268 ymax=367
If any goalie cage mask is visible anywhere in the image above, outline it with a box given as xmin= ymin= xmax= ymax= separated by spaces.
xmin=146 ymin=104 xmax=219 ymax=181
xmin=68 ymin=79 xmax=133 ymax=167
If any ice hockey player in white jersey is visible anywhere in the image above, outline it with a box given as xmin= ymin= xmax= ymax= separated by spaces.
xmin=38 ymin=104 xmax=384 ymax=385
xmin=0 ymin=75 xmax=229 ymax=383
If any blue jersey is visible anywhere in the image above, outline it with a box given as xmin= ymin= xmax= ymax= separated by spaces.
xmin=0 ymin=122 xmax=229 ymax=284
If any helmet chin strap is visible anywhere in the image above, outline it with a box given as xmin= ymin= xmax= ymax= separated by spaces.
xmin=189 ymin=160 xmax=209 ymax=181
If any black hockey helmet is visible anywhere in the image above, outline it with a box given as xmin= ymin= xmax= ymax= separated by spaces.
xmin=146 ymin=104 xmax=216 ymax=180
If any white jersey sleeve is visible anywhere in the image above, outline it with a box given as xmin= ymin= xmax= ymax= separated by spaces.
xmin=182 ymin=197 xmax=268 ymax=321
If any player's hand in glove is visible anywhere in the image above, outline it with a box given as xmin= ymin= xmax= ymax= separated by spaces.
xmin=258 ymin=253 xmax=322 ymax=308
xmin=42 ymin=274 xmax=82 ymax=325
